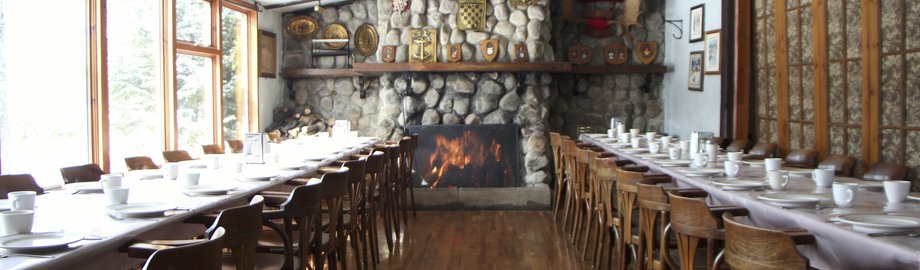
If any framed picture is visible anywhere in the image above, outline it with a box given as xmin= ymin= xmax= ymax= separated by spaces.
xmin=688 ymin=51 xmax=704 ymax=91
xmin=258 ymin=30 xmax=277 ymax=78
xmin=689 ymin=4 xmax=704 ymax=42
xmin=704 ymin=30 xmax=721 ymax=74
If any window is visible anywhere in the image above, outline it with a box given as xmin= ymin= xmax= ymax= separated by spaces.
xmin=176 ymin=54 xmax=215 ymax=152
xmin=221 ymin=7 xmax=250 ymax=141
xmin=0 ymin=0 xmax=91 ymax=187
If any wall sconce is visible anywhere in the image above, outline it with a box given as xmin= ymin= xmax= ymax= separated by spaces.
xmin=665 ymin=19 xmax=683 ymax=39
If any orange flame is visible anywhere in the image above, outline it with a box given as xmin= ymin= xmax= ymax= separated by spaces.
xmin=422 ymin=130 xmax=506 ymax=188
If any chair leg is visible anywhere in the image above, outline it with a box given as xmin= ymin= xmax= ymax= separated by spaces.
xmin=561 ymin=186 xmax=573 ymax=231
xmin=675 ymin=233 xmax=701 ymax=270
xmin=380 ymin=197 xmax=394 ymax=253
xmin=368 ymin=204 xmax=381 ymax=266
xmin=581 ymin=205 xmax=594 ymax=259
xmin=553 ymin=179 xmax=565 ymax=219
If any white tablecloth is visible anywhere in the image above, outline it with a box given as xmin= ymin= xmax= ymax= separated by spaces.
xmin=0 ymin=137 xmax=380 ymax=270
xmin=581 ymin=134 xmax=920 ymax=270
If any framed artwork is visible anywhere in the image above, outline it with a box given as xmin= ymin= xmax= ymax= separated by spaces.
xmin=258 ymin=30 xmax=277 ymax=78
xmin=688 ymin=51 xmax=704 ymax=91
xmin=689 ymin=4 xmax=704 ymax=42
xmin=704 ymin=30 xmax=721 ymax=74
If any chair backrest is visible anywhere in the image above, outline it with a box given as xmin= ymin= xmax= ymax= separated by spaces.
xmin=725 ymin=139 xmax=749 ymax=153
xmin=163 ymin=150 xmax=194 ymax=162
xmin=0 ymin=174 xmax=44 ymax=199
xmin=143 ymin=227 xmax=226 ymax=270
xmin=60 ymin=164 xmax=105 ymax=184
xmin=784 ymin=149 xmax=819 ymax=168
xmin=280 ymin=181 xmax=324 ymax=218
xmin=201 ymin=144 xmax=224 ymax=155
xmin=724 ymin=213 xmax=810 ymax=270
xmin=226 ymin=139 xmax=244 ymax=154
xmin=667 ymin=189 xmax=723 ymax=239
xmin=208 ymin=196 xmax=264 ymax=270
xmin=125 ymin=156 xmax=159 ymax=170
xmin=319 ymin=167 xmax=351 ymax=200
xmin=818 ymin=154 xmax=857 ymax=177
xmin=637 ymin=179 xmax=671 ymax=211
xmin=266 ymin=131 xmax=282 ymax=143
xmin=748 ymin=143 xmax=778 ymax=159
xmin=863 ymin=162 xmax=910 ymax=182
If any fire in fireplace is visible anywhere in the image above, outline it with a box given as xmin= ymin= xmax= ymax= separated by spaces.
xmin=408 ymin=124 xmax=522 ymax=188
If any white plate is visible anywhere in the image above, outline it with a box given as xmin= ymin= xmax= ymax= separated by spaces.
xmin=654 ymin=159 xmax=693 ymax=167
xmin=184 ymin=184 xmax=237 ymax=196
xmin=780 ymin=167 xmax=814 ymax=175
xmin=236 ymin=173 xmax=278 ymax=182
xmin=179 ymin=160 xmax=207 ymax=169
xmin=0 ymin=232 xmax=84 ymax=252
xmin=908 ymin=193 xmax=920 ymax=201
xmin=620 ymin=147 xmax=648 ymax=154
xmin=0 ymin=199 xmax=8 ymax=211
xmin=607 ymin=142 xmax=632 ymax=148
xmin=63 ymin=182 xmax=103 ymax=193
xmin=634 ymin=153 xmax=670 ymax=160
xmin=742 ymin=160 xmax=765 ymax=166
xmin=302 ymin=155 xmax=330 ymax=161
xmin=677 ymin=167 xmax=724 ymax=177
xmin=276 ymin=163 xmax=311 ymax=170
xmin=757 ymin=193 xmax=825 ymax=208
xmin=107 ymin=202 xmax=177 ymax=218
xmin=712 ymin=180 xmax=768 ymax=191
xmin=836 ymin=214 xmax=920 ymax=233
xmin=598 ymin=138 xmax=618 ymax=143
xmin=127 ymin=169 xmax=163 ymax=180
xmin=583 ymin=133 xmax=607 ymax=138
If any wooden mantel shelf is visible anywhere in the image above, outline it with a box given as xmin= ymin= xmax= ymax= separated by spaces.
xmin=353 ymin=62 xmax=572 ymax=74
xmin=281 ymin=63 xmax=668 ymax=78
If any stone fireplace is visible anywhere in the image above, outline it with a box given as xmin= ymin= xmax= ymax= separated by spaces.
xmin=409 ymin=124 xmax=522 ymax=188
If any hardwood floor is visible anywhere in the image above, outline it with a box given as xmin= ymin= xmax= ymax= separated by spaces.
xmin=374 ymin=211 xmax=591 ymax=270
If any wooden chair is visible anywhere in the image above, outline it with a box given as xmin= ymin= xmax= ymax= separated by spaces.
xmin=818 ymin=154 xmax=857 ymax=177
xmin=163 ymin=150 xmax=194 ymax=162
xmin=314 ymin=167 xmax=351 ymax=270
xmin=723 ymin=213 xmax=814 ymax=270
xmin=668 ymin=189 xmax=748 ymax=270
xmin=637 ymin=178 xmax=677 ymax=270
xmin=862 ymin=162 xmax=910 ymax=182
xmin=397 ymin=137 xmax=414 ymax=226
xmin=784 ymin=149 xmax=819 ymax=168
xmin=724 ymin=140 xmax=749 ymax=153
xmin=60 ymin=164 xmax=105 ymax=184
xmin=257 ymin=181 xmax=324 ymax=270
xmin=267 ymin=131 xmax=282 ymax=143
xmin=372 ymin=144 xmax=401 ymax=254
xmin=407 ymin=133 xmax=419 ymax=218
xmin=560 ymin=139 xmax=579 ymax=236
xmin=361 ymin=151 xmax=386 ymax=266
xmin=747 ymin=143 xmax=778 ymax=159
xmin=578 ymin=148 xmax=615 ymax=260
xmin=0 ymin=174 xmax=43 ymax=199
xmin=125 ymin=156 xmax=159 ymax=170
xmin=226 ymin=139 xmax=245 ymax=154
xmin=202 ymin=144 xmax=225 ymax=155
xmin=593 ymin=157 xmax=621 ymax=269
xmin=615 ymin=167 xmax=655 ymax=270
xmin=139 ymin=227 xmax=226 ymax=270
xmin=550 ymin=132 xmax=566 ymax=218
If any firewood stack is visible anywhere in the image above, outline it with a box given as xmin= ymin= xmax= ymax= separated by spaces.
xmin=264 ymin=106 xmax=331 ymax=139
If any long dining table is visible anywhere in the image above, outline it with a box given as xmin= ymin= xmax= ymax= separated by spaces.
xmin=581 ymin=134 xmax=920 ymax=270
xmin=0 ymin=136 xmax=380 ymax=270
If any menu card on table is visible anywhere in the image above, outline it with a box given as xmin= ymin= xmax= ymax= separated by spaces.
xmin=244 ymin=133 xmax=265 ymax=164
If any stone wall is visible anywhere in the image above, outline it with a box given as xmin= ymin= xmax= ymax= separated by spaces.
xmin=548 ymin=0 xmax=666 ymax=137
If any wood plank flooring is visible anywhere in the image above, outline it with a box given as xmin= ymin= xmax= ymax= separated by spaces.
xmin=375 ymin=211 xmax=591 ymax=270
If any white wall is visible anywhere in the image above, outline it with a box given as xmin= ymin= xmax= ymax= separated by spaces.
xmin=661 ymin=0 xmax=722 ymax=139
xmin=257 ymin=8 xmax=283 ymax=131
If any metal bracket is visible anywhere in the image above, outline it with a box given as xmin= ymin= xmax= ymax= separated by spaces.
xmin=665 ymin=19 xmax=684 ymax=39
xmin=515 ymin=72 xmax=526 ymax=95
xmin=357 ymin=77 xmax=367 ymax=99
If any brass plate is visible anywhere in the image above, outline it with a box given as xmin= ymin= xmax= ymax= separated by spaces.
xmin=285 ymin=16 xmax=318 ymax=39
xmin=458 ymin=0 xmax=486 ymax=31
xmin=322 ymin=23 xmax=349 ymax=49
xmin=409 ymin=29 xmax=438 ymax=63
xmin=509 ymin=0 xmax=537 ymax=8
xmin=481 ymin=39 xmax=499 ymax=62
xmin=354 ymin=24 xmax=379 ymax=56
xmin=604 ymin=43 xmax=629 ymax=65
xmin=636 ymin=41 xmax=659 ymax=65
xmin=446 ymin=44 xmax=462 ymax=63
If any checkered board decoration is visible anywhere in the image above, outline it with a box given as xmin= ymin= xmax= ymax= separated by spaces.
xmin=458 ymin=0 xmax=486 ymax=31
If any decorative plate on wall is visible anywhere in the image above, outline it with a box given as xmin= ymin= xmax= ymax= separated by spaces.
xmin=322 ymin=23 xmax=349 ymax=49
xmin=354 ymin=24 xmax=379 ymax=56
xmin=285 ymin=16 xmax=318 ymax=39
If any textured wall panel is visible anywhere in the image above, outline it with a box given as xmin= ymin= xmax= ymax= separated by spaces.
xmin=907 ymin=53 xmax=920 ymax=127
xmin=880 ymin=56 xmax=902 ymax=126
xmin=846 ymin=62 xmax=862 ymax=124
xmin=880 ymin=0 xmax=902 ymax=53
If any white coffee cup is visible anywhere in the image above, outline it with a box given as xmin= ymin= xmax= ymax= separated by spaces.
xmin=164 ymin=162 xmax=180 ymax=180
xmin=0 ymin=210 xmax=34 ymax=235
xmin=100 ymin=174 xmax=123 ymax=188
xmin=669 ymin=148 xmax=682 ymax=160
xmin=630 ymin=128 xmax=640 ymax=139
xmin=204 ymin=154 xmax=221 ymax=169
xmin=767 ymin=170 xmax=790 ymax=191
xmin=648 ymin=141 xmax=661 ymax=154
xmin=607 ymin=129 xmax=615 ymax=138
xmin=645 ymin=132 xmax=657 ymax=143
xmin=228 ymin=161 xmax=243 ymax=173
xmin=660 ymin=136 xmax=673 ymax=151
xmin=706 ymin=144 xmax=718 ymax=162
xmin=691 ymin=153 xmax=709 ymax=168
xmin=833 ymin=183 xmax=859 ymax=208
xmin=104 ymin=187 xmax=129 ymax=206
xmin=724 ymin=161 xmax=741 ymax=177
xmin=764 ymin=158 xmax=783 ymax=172
xmin=180 ymin=171 xmax=201 ymax=186
xmin=726 ymin=152 xmax=744 ymax=162
xmin=8 ymin=191 xmax=36 ymax=211
xmin=631 ymin=136 xmax=644 ymax=149
xmin=883 ymin=180 xmax=911 ymax=203
xmin=679 ymin=140 xmax=690 ymax=153
xmin=811 ymin=168 xmax=834 ymax=188
xmin=619 ymin=133 xmax=631 ymax=144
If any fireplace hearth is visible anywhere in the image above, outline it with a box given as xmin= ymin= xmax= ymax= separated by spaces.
xmin=408 ymin=124 xmax=522 ymax=188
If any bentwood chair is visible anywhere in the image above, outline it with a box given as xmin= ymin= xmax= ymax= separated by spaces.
xmin=593 ymin=157 xmax=621 ymax=269
xmin=125 ymin=156 xmax=159 ymax=170
xmin=862 ymin=162 xmax=910 ymax=182
xmin=747 ymin=143 xmax=778 ymax=159
xmin=668 ymin=189 xmax=748 ymax=270
xmin=724 ymin=140 xmax=749 ymax=153
xmin=60 ymin=163 xmax=106 ymax=184
xmin=202 ymin=144 xmax=225 ymax=155
xmin=226 ymin=139 xmax=245 ymax=154
xmin=360 ymin=151 xmax=386 ymax=266
xmin=615 ymin=167 xmax=666 ymax=270
xmin=267 ymin=131 xmax=282 ymax=143
xmin=637 ymin=178 xmax=677 ymax=270
xmin=0 ymin=174 xmax=43 ymax=199
xmin=723 ymin=213 xmax=814 ymax=270
xmin=257 ymin=181 xmax=324 ymax=270
xmin=550 ymin=132 xmax=566 ymax=217
xmin=139 ymin=227 xmax=226 ymax=270
xmin=163 ymin=150 xmax=195 ymax=162
xmin=314 ymin=167 xmax=351 ymax=270
xmin=784 ymin=149 xmax=819 ymax=168
xmin=818 ymin=154 xmax=857 ymax=177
